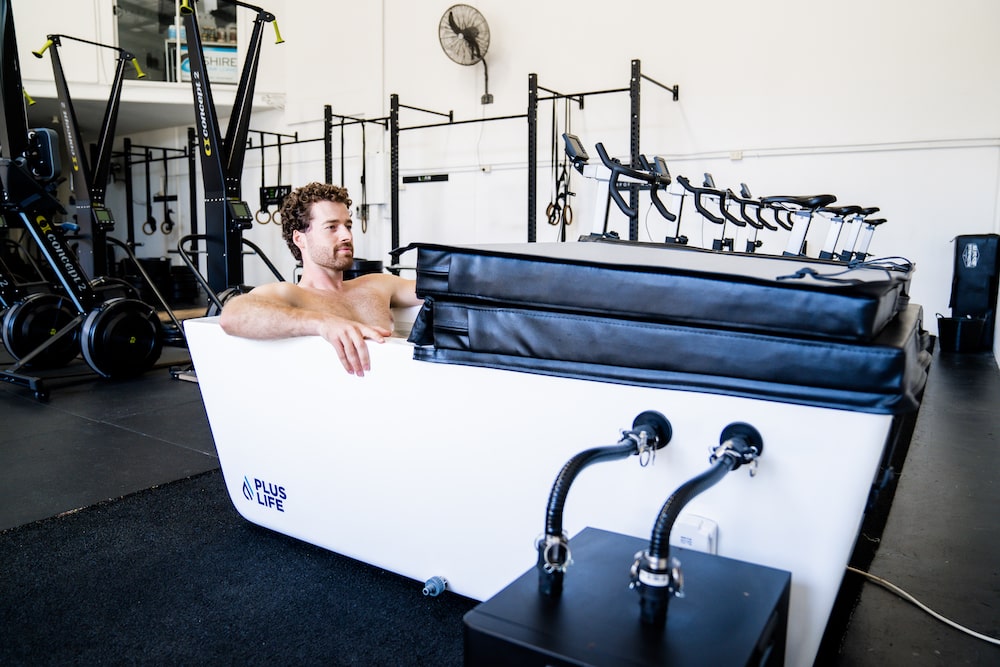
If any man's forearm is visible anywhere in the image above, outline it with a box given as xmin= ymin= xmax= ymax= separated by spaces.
xmin=219 ymin=295 xmax=323 ymax=340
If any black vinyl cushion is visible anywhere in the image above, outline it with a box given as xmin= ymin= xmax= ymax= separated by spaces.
xmin=408 ymin=241 xmax=929 ymax=414
xmin=414 ymin=241 xmax=910 ymax=342
xmin=411 ymin=300 xmax=930 ymax=414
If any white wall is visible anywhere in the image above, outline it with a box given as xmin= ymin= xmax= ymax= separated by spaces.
xmin=14 ymin=0 xmax=1000 ymax=356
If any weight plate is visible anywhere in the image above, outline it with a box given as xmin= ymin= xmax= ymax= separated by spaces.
xmin=80 ymin=298 xmax=163 ymax=379
xmin=1 ymin=293 xmax=80 ymax=369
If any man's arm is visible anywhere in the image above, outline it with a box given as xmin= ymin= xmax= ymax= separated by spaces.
xmin=219 ymin=283 xmax=390 ymax=376
xmin=389 ymin=276 xmax=423 ymax=308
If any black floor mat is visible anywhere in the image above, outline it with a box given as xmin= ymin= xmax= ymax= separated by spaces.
xmin=0 ymin=470 xmax=476 ymax=666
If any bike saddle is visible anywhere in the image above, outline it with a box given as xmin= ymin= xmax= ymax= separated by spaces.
xmin=760 ymin=194 xmax=837 ymax=211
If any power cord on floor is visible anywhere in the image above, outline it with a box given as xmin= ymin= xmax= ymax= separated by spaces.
xmin=847 ymin=566 xmax=1000 ymax=646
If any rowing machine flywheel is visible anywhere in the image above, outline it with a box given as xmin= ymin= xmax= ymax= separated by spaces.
xmin=1 ymin=293 xmax=80 ymax=369
xmin=80 ymin=298 xmax=163 ymax=378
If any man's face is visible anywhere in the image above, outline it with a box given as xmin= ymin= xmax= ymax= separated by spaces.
xmin=294 ymin=200 xmax=354 ymax=271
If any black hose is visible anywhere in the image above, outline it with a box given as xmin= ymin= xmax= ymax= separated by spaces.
xmin=545 ymin=441 xmax=639 ymax=541
xmin=635 ymin=426 xmax=762 ymax=629
xmin=538 ymin=411 xmax=672 ymax=598
xmin=537 ymin=439 xmax=638 ymax=598
xmin=648 ymin=457 xmax=732 ymax=559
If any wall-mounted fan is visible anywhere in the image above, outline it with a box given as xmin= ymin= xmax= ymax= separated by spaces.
xmin=438 ymin=4 xmax=493 ymax=104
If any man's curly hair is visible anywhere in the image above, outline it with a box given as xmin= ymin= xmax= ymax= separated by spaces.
xmin=279 ymin=182 xmax=353 ymax=261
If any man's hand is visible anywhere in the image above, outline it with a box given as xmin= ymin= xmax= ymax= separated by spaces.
xmin=317 ymin=317 xmax=392 ymax=377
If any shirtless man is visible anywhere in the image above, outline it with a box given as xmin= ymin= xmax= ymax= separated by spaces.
xmin=219 ymin=182 xmax=422 ymax=376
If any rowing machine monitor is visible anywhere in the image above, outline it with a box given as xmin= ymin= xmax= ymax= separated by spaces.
xmin=91 ymin=203 xmax=115 ymax=231
xmin=227 ymin=199 xmax=254 ymax=231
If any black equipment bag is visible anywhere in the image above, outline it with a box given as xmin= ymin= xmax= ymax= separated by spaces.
xmin=949 ymin=234 xmax=1000 ymax=349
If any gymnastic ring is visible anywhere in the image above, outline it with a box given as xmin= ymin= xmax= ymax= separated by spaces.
xmin=270 ymin=210 xmax=281 ymax=226
xmin=160 ymin=220 xmax=174 ymax=235
xmin=142 ymin=218 xmax=157 ymax=235
xmin=546 ymin=202 xmax=559 ymax=226
xmin=563 ymin=205 xmax=573 ymax=226
xmin=255 ymin=208 xmax=271 ymax=224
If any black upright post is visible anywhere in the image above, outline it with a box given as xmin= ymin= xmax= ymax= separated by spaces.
xmin=323 ymin=104 xmax=333 ymax=184
xmin=181 ymin=0 xmax=280 ymax=292
xmin=123 ymin=137 xmax=136 ymax=249
xmin=390 ymin=94 xmax=400 ymax=252
xmin=629 ymin=59 xmax=641 ymax=241
xmin=528 ymin=73 xmax=538 ymax=243
xmin=0 ymin=0 xmax=28 ymax=162
xmin=186 ymin=127 xmax=200 ymax=270
xmin=183 ymin=6 xmax=235 ymax=292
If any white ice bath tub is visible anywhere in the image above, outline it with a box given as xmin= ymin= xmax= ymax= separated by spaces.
xmin=185 ymin=316 xmax=908 ymax=667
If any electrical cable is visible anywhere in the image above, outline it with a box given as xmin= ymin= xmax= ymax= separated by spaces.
xmin=847 ymin=566 xmax=1000 ymax=646
xmin=643 ymin=200 xmax=654 ymax=242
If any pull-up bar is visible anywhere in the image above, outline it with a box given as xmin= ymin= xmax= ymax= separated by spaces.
xmin=388 ymin=94 xmax=528 ymax=251
xmin=528 ymin=59 xmax=679 ymax=242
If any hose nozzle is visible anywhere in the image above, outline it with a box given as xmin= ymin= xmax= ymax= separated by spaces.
xmin=422 ymin=576 xmax=447 ymax=597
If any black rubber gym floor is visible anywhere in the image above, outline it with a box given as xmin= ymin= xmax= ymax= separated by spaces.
xmin=1 ymin=343 xmax=997 ymax=664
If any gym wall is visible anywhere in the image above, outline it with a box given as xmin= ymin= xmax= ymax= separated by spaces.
xmin=13 ymin=0 xmax=1000 ymax=362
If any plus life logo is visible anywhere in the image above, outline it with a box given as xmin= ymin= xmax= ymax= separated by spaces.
xmin=243 ymin=475 xmax=287 ymax=512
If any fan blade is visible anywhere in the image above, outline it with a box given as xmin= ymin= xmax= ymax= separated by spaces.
xmin=467 ymin=38 xmax=481 ymax=61
xmin=448 ymin=11 xmax=461 ymax=35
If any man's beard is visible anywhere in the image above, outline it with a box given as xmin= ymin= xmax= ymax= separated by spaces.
xmin=326 ymin=244 xmax=354 ymax=272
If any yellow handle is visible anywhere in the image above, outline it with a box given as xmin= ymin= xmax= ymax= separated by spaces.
xmin=23 ymin=89 xmax=36 ymax=106
xmin=32 ymin=38 xmax=53 ymax=58
xmin=131 ymin=57 xmax=147 ymax=79
xmin=179 ymin=0 xmax=194 ymax=16
xmin=272 ymin=19 xmax=284 ymax=44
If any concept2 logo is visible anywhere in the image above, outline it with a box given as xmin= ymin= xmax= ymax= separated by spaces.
xmin=243 ymin=475 xmax=287 ymax=512
xmin=192 ymin=71 xmax=213 ymax=157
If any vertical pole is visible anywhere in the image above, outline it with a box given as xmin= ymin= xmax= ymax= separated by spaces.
xmin=390 ymin=94 xmax=400 ymax=251
xmin=629 ymin=59 xmax=641 ymax=241
xmin=187 ymin=127 xmax=199 ymax=271
xmin=527 ymin=73 xmax=538 ymax=243
xmin=323 ymin=104 xmax=332 ymax=184
xmin=123 ymin=137 xmax=136 ymax=250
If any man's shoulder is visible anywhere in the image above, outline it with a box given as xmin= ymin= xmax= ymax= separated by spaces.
xmin=239 ymin=280 xmax=314 ymax=307
xmin=352 ymin=272 xmax=409 ymax=289
xmin=250 ymin=281 xmax=302 ymax=297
